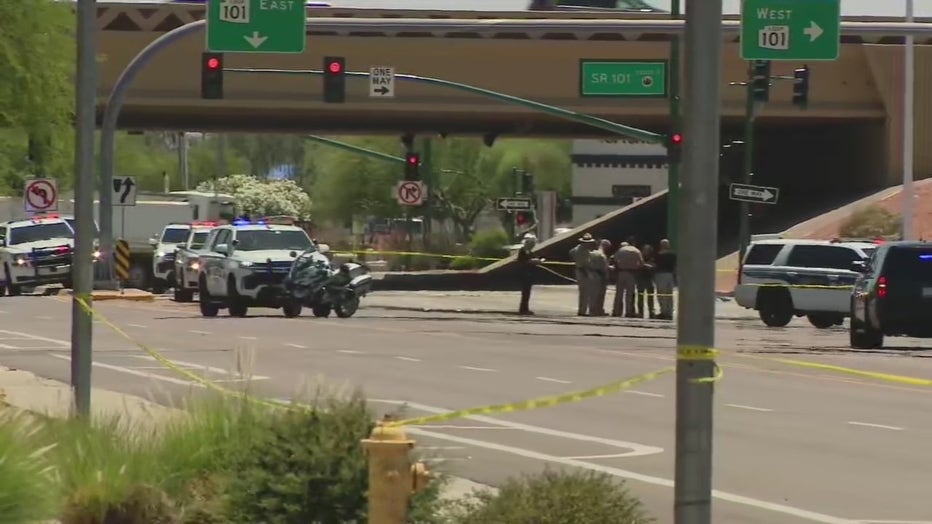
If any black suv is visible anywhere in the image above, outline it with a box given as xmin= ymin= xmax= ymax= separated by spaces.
xmin=849 ymin=241 xmax=932 ymax=348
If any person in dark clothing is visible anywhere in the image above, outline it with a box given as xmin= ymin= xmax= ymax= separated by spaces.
xmin=654 ymin=238 xmax=677 ymax=320
xmin=636 ymin=244 xmax=658 ymax=318
xmin=517 ymin=233 xmax=544 ymax=315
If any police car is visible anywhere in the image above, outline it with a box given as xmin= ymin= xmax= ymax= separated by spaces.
xmin=734 ymin=237 xmax=878 ymax=328
xmin=196 ymin=218 xmax=312 ymax=317
xmin=150 ymin=223 xmax=193 ymax=294
xmin=0 ymin=215 xmax=80 ymax=296
xmin=172 ymin=221 xmax=219 ymax=303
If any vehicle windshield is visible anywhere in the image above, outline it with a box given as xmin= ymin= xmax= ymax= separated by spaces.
xmin=190 ymin=231 xmax=210 ymax=249
xmin=161 ymin=227 xmax=190 ymax=243
xmin=8 ymin=222 xmax=74 ymax=245
xmin=63 ymin=218 xmax=99 ymax=235
xmin=235 ymin=229 xmax=312 ymax=251
xmin=884 ymin=247 xmax=932 ymax=282
xmin=860 ymin=247 xmax=876 ymax=259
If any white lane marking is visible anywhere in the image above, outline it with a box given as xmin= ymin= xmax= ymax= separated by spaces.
xmin=536 ymin=376 xmax=571 ymax=384
xmin=238 ymin=336 xmax=258 ymax=340
xmin=859 ymin=520 xmax=932 ymax=523
xmin=0 ymin=330 xmax=68 ymax=346
xmin=126 ymin=323 xmax=148 ymax=329
xmin=726 ymin=403 xmax=773 ymax=413
xmin=284 ymin=343 xmax=307 ymax=349
xmin=459 ymin=366 xmax=497 ymax=373
xmin=0 ymin=309 xmax=7 ymax=314
xmin=50 ymin=354 xmax=200 ymax=387
xmin=370 ymin=400 xmax=662 ymax=458
xmin=624 ymin=390 xmax=664 ymax=398
xmin=37 ymin=315 xmax=53 ymax=320
xmin=847 ymin=421 xmax=904 ymax=431
xmin=188 ymin=330 xmax=211 ymax=335
xmin=395 ymin=356 xmax=421 ymax=362
xmin=130 ymin=355 xmax=269 ymax=380
xmin=338 ymin=349 xmax=364 ymax=355
xmin=0 ymin=343 xmax=18 ymax=349
xmin=373 ymin=400 xmax=857 ymax=524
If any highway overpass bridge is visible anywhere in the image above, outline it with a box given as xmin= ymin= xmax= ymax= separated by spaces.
xmin=96 ymin=2 xmax=932 ymax=188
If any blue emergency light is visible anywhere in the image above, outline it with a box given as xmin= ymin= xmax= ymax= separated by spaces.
xmin=232 ymin=219 xmax=266 ymax=226
xmin=919 ymin=254 xmax=932 ymax=260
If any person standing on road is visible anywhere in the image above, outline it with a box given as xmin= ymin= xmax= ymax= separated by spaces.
xmin=612 ymin=237 xmax=643 ymax=317
xmin=516 ymin=233 xmax=543 ymax=315
xmin=588 ymin=240 xmax=610 ymax=316
xmin=569 ymin=233 xmax=596 ymax=316
xmin=592 ymin=239 xmax=614 ymax=315
xmin=654 ymin=238 xmax=677 ymax=320
xmin=636 ymin=244 xmax=658 ymax=319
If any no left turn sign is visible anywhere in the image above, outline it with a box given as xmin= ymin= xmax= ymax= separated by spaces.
xmin=24 ymin=178 xmax=58 ymax=213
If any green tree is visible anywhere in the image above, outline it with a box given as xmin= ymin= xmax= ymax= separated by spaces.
xmin=0 ymin=0 xmax=75 ymax=193
xmin=197 ymin=173 xmax=312 ymax=219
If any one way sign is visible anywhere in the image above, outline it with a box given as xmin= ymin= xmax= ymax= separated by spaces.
xmin=729 ymin=183 xmax=779 ymax=205
xmin=112 ymin=176 xmax=137 ymax=207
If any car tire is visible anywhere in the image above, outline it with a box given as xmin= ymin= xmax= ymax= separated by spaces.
xmin=807 ymin=313 xmax=841 ymax=329
xmin=282 ymin=301 xmax=302 ymax=318
xmin=335 ymin=296 xmax=360 ymax=318
xmin=849 ymin=318 xmax=883 ymax=349
xmin=757 ymin=288 xmax=793 ymax=327
xmin=198 ymin=276 xmax=219 ymax=318
xmin=312 ymin=303 xmax=332 ymax=318
xmin=226 ymin=277 xmax=248 ymax=317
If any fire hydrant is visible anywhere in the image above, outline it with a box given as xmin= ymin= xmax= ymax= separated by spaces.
xmin=362 ymin=415 xmax=432 ymax=524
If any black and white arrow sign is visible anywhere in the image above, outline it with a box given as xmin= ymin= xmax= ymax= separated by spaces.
xmin=729 ymin=183 xmax=779 ymax=205
xmin=495 ymin=197 xmax=533 ymax=211
xmin=369 ymin=66 xmax=395 ymax=98
xmin=112 ymin=176 xmax=137 ymax=207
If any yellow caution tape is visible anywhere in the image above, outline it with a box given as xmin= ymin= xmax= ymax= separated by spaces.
xmin=384 ymin=367 xmax=675 ymax=427
xmin=677 ymin=346 xmax=719 ymax=360
xmin=769 ymin=357 xmax=932 ymax=387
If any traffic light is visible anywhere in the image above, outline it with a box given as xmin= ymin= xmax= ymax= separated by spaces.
xmin=520 ymin=171 xmax=534 ymax=194
xmin=404 ymin=152 xmax=420 ymax=180
xmin=201 ymin=52 xmax=224 ymax=100
xmin=667 ymin=132 xmax=683 ymax=164
xmin=750 ymin=59 xmax=771 ymax=103
xmin=322 ymin=56 xmax=346 ymax=103
xmin=515 ymin=211 xmax=532 ymax=228
xmin=792 ymin=65 xmax=810 ymax=108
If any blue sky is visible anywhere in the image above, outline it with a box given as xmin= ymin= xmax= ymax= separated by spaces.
xmin=134 ymin=0 xmax=930 ymax=17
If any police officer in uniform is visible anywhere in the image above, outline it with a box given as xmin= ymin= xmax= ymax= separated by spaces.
xmin=569 ymin=233 xmax=597 ymax=316
xmin=588 ymin=240 xmax=610 ymax=316
xmin=516 ymin=233 xmax=543 ymax=315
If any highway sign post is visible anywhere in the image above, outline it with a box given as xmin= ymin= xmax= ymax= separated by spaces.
xmin=729 ymin=182 xmax=779 ymax=204
xmin=395 ymin=181 xmax=425 ymax=206
xmin=24 ymin=178 xmax=58 ymax=213
xmin=369 ymin=66 xmax=395 ymax=97
xmin=579 ymin=60 xmax=668 ymax=97
xmin=740 ymin=0 xmax=841 ymax=60
xmin=495 ymin=197 xmax=533 ymax=211
xmin=206 ymin=0 xmax=306 ymax=54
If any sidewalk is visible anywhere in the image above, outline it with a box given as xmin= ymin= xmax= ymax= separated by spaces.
xmin=365 ymin=286 xmax=757 ymax=321
xmin=0 ymin=366 xmax=496 ymax=507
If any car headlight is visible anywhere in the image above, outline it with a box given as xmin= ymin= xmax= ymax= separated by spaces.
xmin=236 ymin=261 xmax=253 ymax=268
xmin=190 ymin=261 xmax=200 ymax=271
xmin=92 ymin=250 xmax=101 ymax=259
xmin=14 ymin=257 xmax=26 ymax=266
xmin=156 ymin=251 xmax=165 ymax=258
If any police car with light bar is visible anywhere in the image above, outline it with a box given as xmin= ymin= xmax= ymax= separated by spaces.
xmin=150 ymin=223 xmax=194 ymax=294
xmin=0 ymin=214 xmax=99 ymax=296
xmin=172 ymin=221 xmax=220 ymax=303
xmin=196 ymin=217 xmax=311 ymax=317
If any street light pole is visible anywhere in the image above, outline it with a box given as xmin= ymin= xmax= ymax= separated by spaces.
xmin=902 ymin=0 xmax=915 ymax=240
xmin=738 ymin=74 xmax=756 ymax=262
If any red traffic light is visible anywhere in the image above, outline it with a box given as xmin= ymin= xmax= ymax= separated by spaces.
xmin=207 ymin=57 xmax=221 ymax=70
xmin=515 ymin=212 xmax=530 ymax=225
xmin=671 ymin=133 xmax=683 ymax=144
xmin=406 ymin=154 xmax=420 ymax=165
xmin=328 ymin=61 xmax=343 ymax=74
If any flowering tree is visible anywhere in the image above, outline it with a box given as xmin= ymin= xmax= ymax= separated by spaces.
xmin=197 ymin=174 xmax=312 ymax=220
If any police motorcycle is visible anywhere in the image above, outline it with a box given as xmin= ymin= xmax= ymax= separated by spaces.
xmin=284 ymin=243 xmax=373 ymax=318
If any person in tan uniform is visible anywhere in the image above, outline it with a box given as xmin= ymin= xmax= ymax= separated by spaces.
xmin=612 ymin=236 xmax=643 ymax=317
xmin=588 ymin=241 xmax=610 ymax=316
xmin=569 ymin=233 xmax=597 ymax=316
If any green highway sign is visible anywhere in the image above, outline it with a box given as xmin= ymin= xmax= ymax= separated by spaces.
xmin=206 ymin=0 xmax=307 ymax=54
xmin=579 ymin=60 xmax=668 ymax=98
xmin=740 ymin=0 xmax=840 ymax=61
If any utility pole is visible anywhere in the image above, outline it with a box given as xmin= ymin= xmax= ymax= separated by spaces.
xmin=667 ymin=0 xmax=682 ymax=248
xmin=738 ymin=76 xmax=757 ymax=262
xmin=902 ymin=0 xmax=915 ymax=240
xmin=71 ymin=0 xmax=97 ymax=417
xmin=675 ymin=0 xmax=723 ymax=522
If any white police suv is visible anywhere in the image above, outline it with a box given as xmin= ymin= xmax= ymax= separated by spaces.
xmin=172 ymin=221 xmax=219 ymax=303
xmin=0 ymin=215 xmax=78 ymax=296
xmin=734 ymin=237 xmax=878 ymax=328
xmin=196 ymin=218 xmax=312 ymax=318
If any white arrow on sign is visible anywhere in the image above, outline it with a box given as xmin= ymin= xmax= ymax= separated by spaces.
xmin=803 ymin=21 xmax=823 ymax=42
xmin=243 ymin=31 xmax=267 ymax=48
xmin=733 ymin=187 xmax=775 ymax=201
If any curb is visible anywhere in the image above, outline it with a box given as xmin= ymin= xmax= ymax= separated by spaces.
xmin=58 ymin=289 xmax=155 ymax=302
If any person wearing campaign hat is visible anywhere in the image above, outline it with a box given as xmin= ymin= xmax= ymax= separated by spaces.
xmin=569 ymin=233 xmax=597 ymax=316
xmin=516 ymin=233 xmax=544 ymax=315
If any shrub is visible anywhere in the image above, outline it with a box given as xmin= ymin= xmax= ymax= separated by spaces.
xmin=0 ymin=410 xmax=59 ymax=523
xmin=452 ymin=468 xmax=654 ymax=524
xmin=449 ymin=255 xmax=481 ymax=270
xmin=839 ymin=205 xmax=902 ymax=239
xmin=468 ymin=229 xmax=510 ymax=260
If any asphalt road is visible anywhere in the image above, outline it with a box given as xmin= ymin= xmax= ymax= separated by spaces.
xmin=1 ymin=294 xmax=931 ymax=524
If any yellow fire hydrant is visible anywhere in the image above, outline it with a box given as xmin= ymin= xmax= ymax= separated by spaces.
xmin=362 ymin=415 xmax=432 ymax=524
